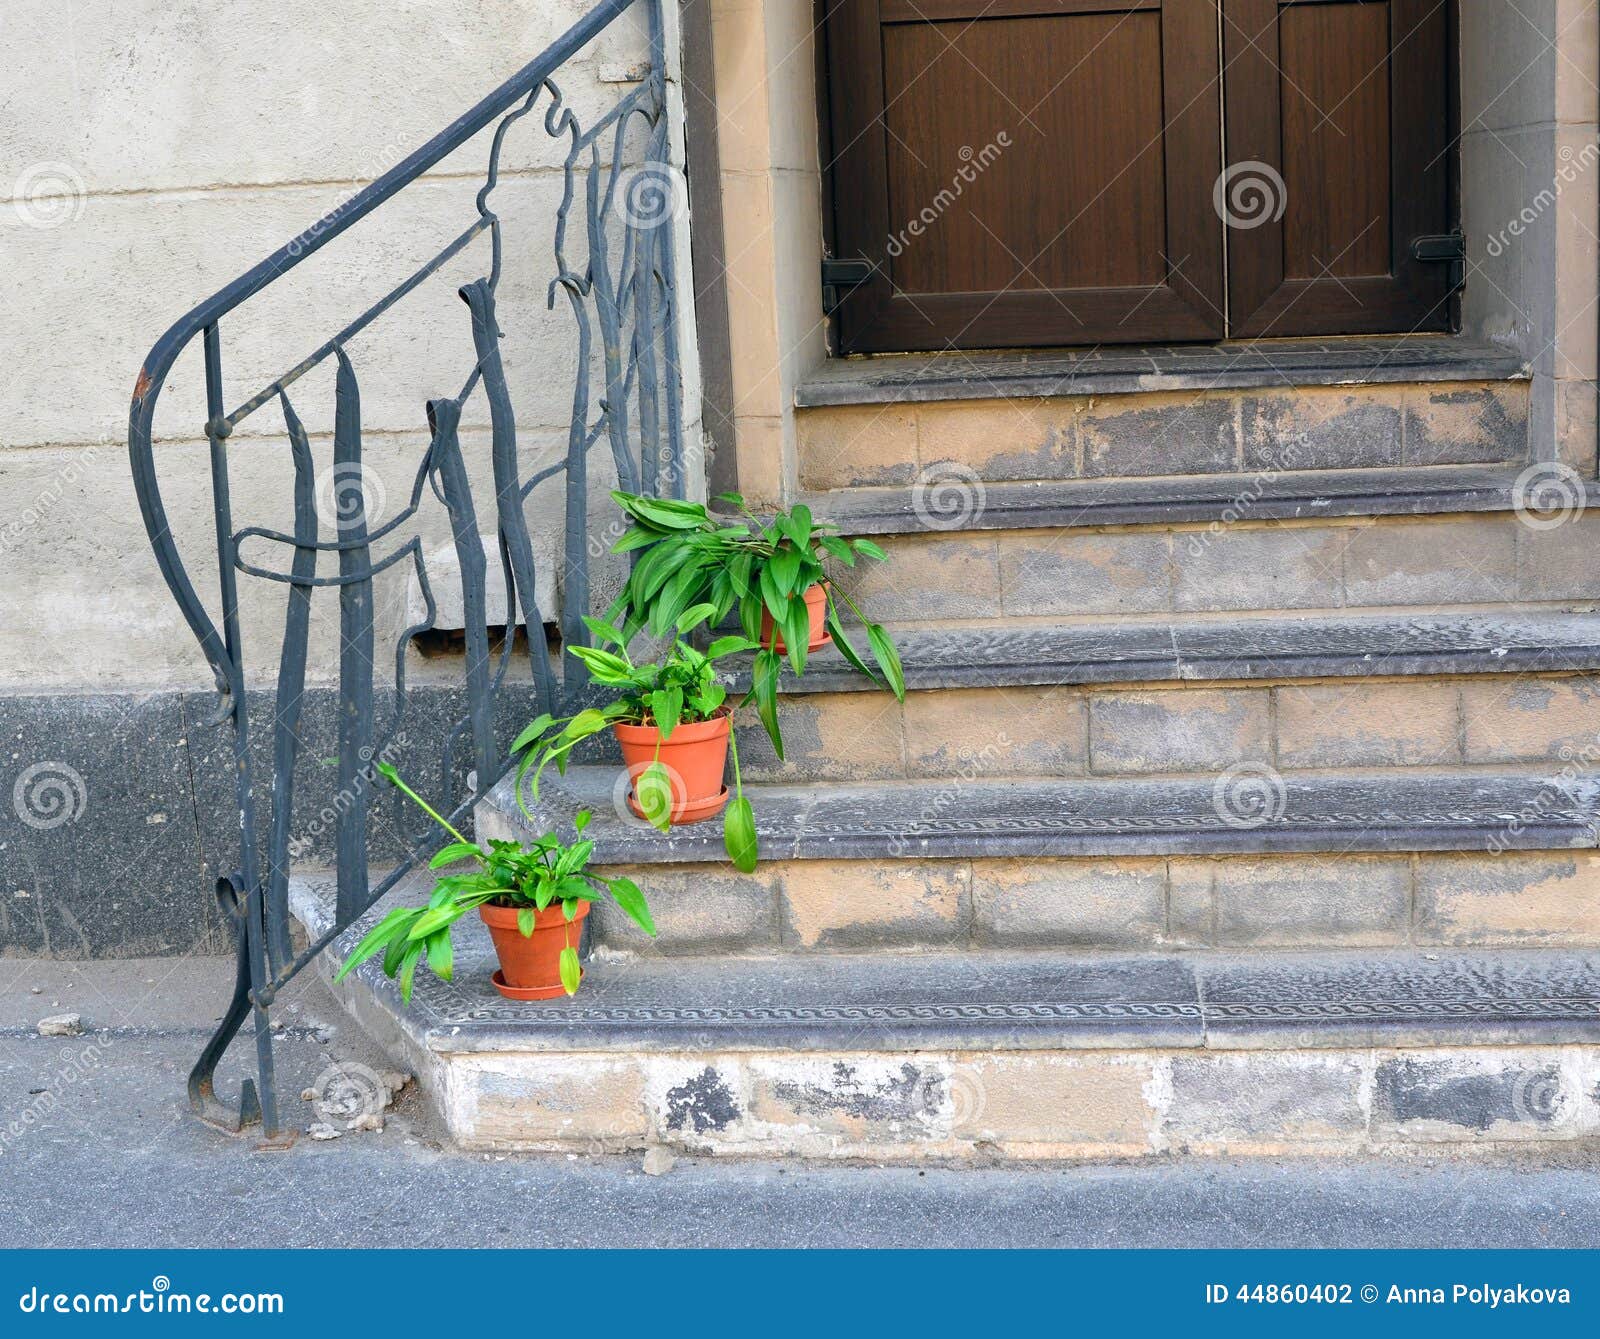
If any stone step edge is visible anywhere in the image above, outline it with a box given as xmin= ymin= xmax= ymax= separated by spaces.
xmin=724 ymin=611 xmax=1600 ymax=695
xmin=483 ymin=768 xmax=1600 ymax=864
xmin=796 ymin=465 xmax=1587 ymax=536
xmin=288 ymin=878 xmax=1600 ymax=1059
xmin=795 ymin=336 xmax=1528 ymax=406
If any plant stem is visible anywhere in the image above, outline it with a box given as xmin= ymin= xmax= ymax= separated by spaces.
xmin=385 ymin=770 xmax=470 ymax=846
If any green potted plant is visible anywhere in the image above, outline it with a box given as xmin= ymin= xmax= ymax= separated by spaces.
xmin=513 ymin=607 xmax=762 ymax=872
xmin=333 ymin=764 xmax=655 ymax=1002
xmin=606 ymin=490 xmax=906 ymax=762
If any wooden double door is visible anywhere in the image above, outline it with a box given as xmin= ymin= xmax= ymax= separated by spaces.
xmin=822 ymin=0 xmax=1455 ymax=352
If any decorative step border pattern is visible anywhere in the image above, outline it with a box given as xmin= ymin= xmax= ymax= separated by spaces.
xmin=798 ymin=465 xmax=1596 ymax=535
xmin=485 ymin=769 xmax=1600 ymax=864
xmin=729 ymin=611 xmax=1600 ymax=693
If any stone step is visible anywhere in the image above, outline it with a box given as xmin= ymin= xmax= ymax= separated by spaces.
xmin=798 ymin=380 xmax=1528 ymax=490
xmin=292 ymin=872 xmax=1600 ymax=1157
xmin=737 ymin=671 xmax=1600 ymax=785
xmin=814 ymin=490 xmax=1600 ymax=624
xmin=484 ymin=767 xmax=1600 ymax=864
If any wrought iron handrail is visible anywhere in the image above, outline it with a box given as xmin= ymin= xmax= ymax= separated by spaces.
xmin=127 ymin=0 xmax=687 ymax=1144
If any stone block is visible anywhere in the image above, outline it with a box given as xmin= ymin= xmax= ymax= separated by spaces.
xmin=588 ymin=864 xmax=778 ymax=954
xmin=1344 ymin=518 xmax=1518 ymax=606
xmin=952 ymin=1055 xmax=1156 ymax=1149
xmin=998 ymin=530 xmax=1171 ymax=616
xmin=780 ymin=860 xmax=970 ymax=949
xmin=915 ymin=400 xmax=1075 ymax=481
xmin=901 ymin=685 xmax=1086 ymax=778
xmin=1404 ymin=384 xmax=1529 ymax=464
xmin=1241 ymin=387 xmax=1403 ymax=470
xmin=797 ymin=404 xmax=918 ymax=489
xmin=1415 ymin=852 xmax=1600 ymax=945
xmin=1460 ymin=676 xmax=1600 ymax=763
xmin=1079 ymin=391 xmax=1237 ymax=478
xmin=1088 ymin=688 xmax=1271 ymax=774
xmin=1371 ymin=1052 xmax=1577 ymax=1140
xmin=971 ymin=858 xmax=1167 ymax=947
xmin=1164 ymin=1053 xmax=1367 ymax=1147
xmin=1276 ymin=681 xmax=1461 ymax=767
xmin=1172 ymin=524 xmax=1346 ymax=612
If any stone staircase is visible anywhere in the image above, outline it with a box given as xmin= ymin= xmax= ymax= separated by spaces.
xmin=300 ymin=344 xmax=1600 ymax=1159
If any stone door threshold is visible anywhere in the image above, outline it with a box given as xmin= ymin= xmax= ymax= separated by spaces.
xmin=795 ymin=336 xmax=1528 ymax=407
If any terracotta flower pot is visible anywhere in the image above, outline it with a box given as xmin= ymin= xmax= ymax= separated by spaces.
xmin=480 ymin=900 xmax=589 ymax=1000
xmin=613 ymin=711 xmax=730 ymax=825
xmin=760 ymin=581 xmax=831 ymax=653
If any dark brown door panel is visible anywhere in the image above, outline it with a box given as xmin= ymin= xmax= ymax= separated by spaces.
xmin=1221 ymin=0 xmax=1454 ymax=337
xmin=822 ymin=0 xmax=1227 ymax=352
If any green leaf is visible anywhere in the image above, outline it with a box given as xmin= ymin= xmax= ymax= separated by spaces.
xmin=425 ymin=929 xmax=453 ymax=982
xmin=819 ymin=534 xmax=856 ymax=566
xmin=782 ymin=596 xmax=810 ymax=676
xmin=785 ymin=504 xmax=813 ymax=550
xmin=570 ymin=645 xmax=634 ymax=683
xmin=624 ymin=496 xmax=709 ymax=530
xmin=559 ymin=945 xmax=582 ymax=996
xmin=723 ymin=795 xmax=759 ymax=873
xmin=511 ymin=713 xmax=555 ymax=753
xmin=676 ymin=601 xmax=719 ymax=634
xmin=573 ymin=809 xmax=592 ymax=833
xmin=867 ymin=622 xmax=907 ymax=701
xmin=332 ymin=907 xmax=415 ymax=982
xmin=581 ymin=614 xmax=628 ymax=648
xmin=825 ymin=605 xmax=881 ymax=685
xmin=518 ymin=907 xmax=536 ymax=937
xmin=851 ymin=538 xmax=888 ymax=561
xmin=705 ymin=634 xmax=757 ymax=660
xmin=407 ymin=902 xmax=466 ymax=941
xmin=770 ymin=545 xmax=802 ymax=596
xmin=650 ymin=686 xmax=684 ymax=739
xmin=635 ymin=761 xmax=675 ymax=832
xmin=398 ymin=943 xmax=425 ymax=1003
xmin=715 ymin=491 xmax=746 ymax=509
xmin=751 ymin=649 xmax=784 ymax=759
xmin=606 ymin=877 xmax=657 ymax=937
xmin=428 ymin=841 xmax=483 ymax=869
xmin=758 ymin=563 xmax=789 ymax=623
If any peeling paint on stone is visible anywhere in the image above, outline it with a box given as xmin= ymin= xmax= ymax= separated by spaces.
xmin=663 ymin=1066 xmax=741 ymax=1134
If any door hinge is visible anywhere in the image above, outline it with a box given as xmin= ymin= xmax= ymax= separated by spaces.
xmin=821 ymin=257 xmax=874 ymax=315
xmin=1411 ymin=231 xmax=1466 ymax=291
